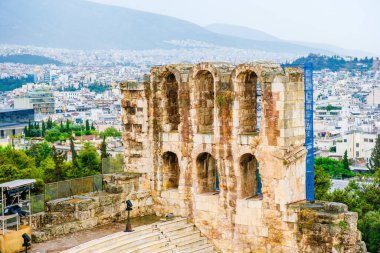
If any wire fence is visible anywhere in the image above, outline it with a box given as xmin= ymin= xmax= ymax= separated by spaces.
xmin=102 ymin=157 xmax=124 ymax=174
xmin=45 ymin=174 xmax=103 ymax=202
xmin=31 ymin=194 xmax=45 ymax=213
xmin=30 ymin=157 xmax=124 ymax=213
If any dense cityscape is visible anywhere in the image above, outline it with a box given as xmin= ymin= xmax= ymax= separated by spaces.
xmin=0 ymin=0 xmax=379 ymax=252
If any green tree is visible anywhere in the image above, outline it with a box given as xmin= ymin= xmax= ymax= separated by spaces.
xmin=51 ymin=146 xmax=64 ymax=182
xmin=315 ymin=157 xmax=355 ymax=179
xmin=77 ymin=142 xmax=101 ymax=176
xmin=40 ymin=157 xmax=56 ymax=183
xmin=47 ymin=117 xmax=53 ymax=129
xmin=41 ymin=121 xmax=46 ymax=136
xmin=26 ymin=142 xmax=52 ymax=167
xmin=100 ymin=127 xmax=121 ymax=138
xmin=314 ymin=165 xmax=332 ymax=200
xmin=70 ymin=137 xmax=79 ymax=171
xmin=91 ymin=123 xmax=95 ymax=131
xmin=66 ymin=119 xmax=70 ymax=132
xmin=358 ymin=211 xmax=380 ymax=252
xmin=85 ymin=119 xmax=91 ymax=135
xmin=23 ymin=126 xmax=29 ymax=137
xmin=0 ymin=146 xmax=44 ymax=193
xmin=368 ymin=134 xmax=380 ymax=172
xmin=60 ymin=121 xmax=64 ymax=132
xmin=45 ymin=128 xmax=61 ymax=143
xmin=343 ymin=150 xmax=350 ymax=171
xmin=100 ymin=136 xmax=109 ymax=160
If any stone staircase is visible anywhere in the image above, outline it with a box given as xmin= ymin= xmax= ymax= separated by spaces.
xmin=62 ymin=218 xmax=216 ymax=253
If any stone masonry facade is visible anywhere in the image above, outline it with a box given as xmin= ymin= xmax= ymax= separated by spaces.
xmin=120 ymin=62 xmax=366 ymax=253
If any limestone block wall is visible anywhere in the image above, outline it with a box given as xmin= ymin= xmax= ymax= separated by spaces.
xmin=31 ymin=173 xmax=153 ymax=242
xmin=120 ymin=80 xmax=150 ymax=173
xmin=120 ymin=62 xmax=366 ymax=253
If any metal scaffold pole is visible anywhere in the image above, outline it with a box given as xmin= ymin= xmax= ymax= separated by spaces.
xmin=304 ymin=62 xmax=314 ymax=202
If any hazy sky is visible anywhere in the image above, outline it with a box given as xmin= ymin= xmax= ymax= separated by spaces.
xmin=90 ymin=0 xmax=379 ymax=55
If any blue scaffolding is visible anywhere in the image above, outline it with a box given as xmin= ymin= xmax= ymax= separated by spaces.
xmin=282 ymin=63 xmax=314 ymax=202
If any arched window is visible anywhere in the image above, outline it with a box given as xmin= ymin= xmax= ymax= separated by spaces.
xmin=163 ymin=73 xmax=180 ymax=131
xmin=162 ymin=152 xmax=180 ymax=190
xmin=194 ymin=71 xmax=214 ymax=133
xmin=239 ymin=154 xmax=262 ymax=198
xmin=196 ymin=153 xmax=218 ymax=193
xmin=236 ymin=71 xmax=261 ymax=134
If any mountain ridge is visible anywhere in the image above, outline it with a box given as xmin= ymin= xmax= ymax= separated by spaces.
xmin=205 ymin=23 xmax=377 ymax=57
xmin=0 ymin=0 xmax=328 ymax=54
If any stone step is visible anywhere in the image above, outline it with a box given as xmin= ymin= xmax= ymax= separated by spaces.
xmin=156 ymin=218 xmax=188 ymax=229
xmin=63 ymin=225 xmax=155 ymax=253
xmin=99 ymin=232 xmax=161 ymax=253
xmin=177 ymin=237 xmax=207 ymax=251
xmin=153 ymin=244 xmax=177 ymax=253
xmin=170 ymin=230 xmax=201 ymax=244
xmin=162 ymin=224 xmax=195 ymax=236
xmin=181 ymin=244 xmax=214 ymax=253
xmin=125 ymin=238 xmax=170 ymax=253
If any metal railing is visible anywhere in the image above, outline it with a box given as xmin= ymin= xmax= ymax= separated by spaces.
xmin=102 ymin=157 xmax=124 ymax=174
xmin=31 ymin=194 xmax=45 ymax=214
xmin=44 ymin=174 xmax=103 ymax=202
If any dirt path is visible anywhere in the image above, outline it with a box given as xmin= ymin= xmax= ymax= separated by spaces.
xmin=32 ymin=215 xmax=161 ymax=253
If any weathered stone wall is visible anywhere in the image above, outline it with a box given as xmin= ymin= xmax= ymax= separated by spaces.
xmin=31 ymin=173 xmax=153 ymax=242
xmin=120 ymin=62 xmax=366 ymax=253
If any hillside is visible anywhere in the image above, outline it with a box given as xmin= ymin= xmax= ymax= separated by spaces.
xmin=205 ymin=23 xmax=280 ymax=42
xmin=205 ymin=23 xmax=376 ymax=57
xmin=0 ymin=0 xmax=323 ymax=54
xmin=0 ymin=54 xmax=62 ymax=65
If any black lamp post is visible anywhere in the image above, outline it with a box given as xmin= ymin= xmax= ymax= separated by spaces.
xmin=22 ymin=233 xmax=31 ymax=253
xmin=124 ymin=199 xmax=133 ymax=232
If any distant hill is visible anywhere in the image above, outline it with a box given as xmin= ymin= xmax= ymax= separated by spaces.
xmin=291 ymin=54 xmax=373 ymax=71
xmin=205 ymin=23 xmax=376 ymax=57
xmin=0 ymin=54 xmax=62 ymax=65
xmin=205 ymin=24 xmax=280 ymax=42
xmin=0 ymin=0 xmax=327 ymax=54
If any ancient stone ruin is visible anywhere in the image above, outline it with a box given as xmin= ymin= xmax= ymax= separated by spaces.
xmin=120 ymin=62 xmax=367 ymax=253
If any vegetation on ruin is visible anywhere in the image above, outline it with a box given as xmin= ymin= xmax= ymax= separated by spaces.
xmin=215 ymin=91 xmax=234 ymax=109
xmin=291 ymin=54 xmax=373 ymax=72
xmin=315 ymin=135 xmax=380 ymax=252
xmin=298 ymin=209 xmax=317 ymax=230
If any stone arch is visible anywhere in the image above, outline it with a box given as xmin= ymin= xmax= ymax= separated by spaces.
xmin=238 ymin=153 xmax=262 ymax=199
xmin=162 ymin=71 xmax=180 ymax=131
xmin=232 ymin=63 xmax=285 ymax=146
xmin=234 ymin=70 xmax=261 ymax=134
xmin=196 ymin=152 xmax=219 ymax=193
xmin=162 ymin=151 xmax=180 ymax=190
xmin=193 ymin=70 xmax=215 ymax=133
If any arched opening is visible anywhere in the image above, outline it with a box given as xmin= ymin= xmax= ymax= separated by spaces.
xmin=236 ymin=71 xmax=261 ymax=134
xmin=163 ymin=73 xmax=180 ymax=131
xmin=194 ymin=71 xmax=214 ymax=133
xmin=196 ymin=152 xmax=218 ymax=193
xmin=239 ymin=154 xmax=262 ymax=198
xmin=162 ymin=151 xmax=180 ymax=190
